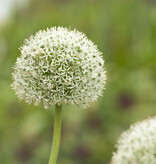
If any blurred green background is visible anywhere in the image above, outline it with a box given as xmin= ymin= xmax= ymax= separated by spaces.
xmin=0 ymin=0 xmax=156 ymax=163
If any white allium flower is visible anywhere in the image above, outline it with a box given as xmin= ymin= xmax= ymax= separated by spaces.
xmin=111 ymin=117 xmax=156 ymax=164
xmin=11 ymin=27 xmax=106 ymax=109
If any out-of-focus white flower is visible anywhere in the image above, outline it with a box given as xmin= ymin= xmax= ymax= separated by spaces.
xmin=11 ymin=27 xmax=106 ymax=109
xmin=111 ymin=117 xmax=156 ymax=164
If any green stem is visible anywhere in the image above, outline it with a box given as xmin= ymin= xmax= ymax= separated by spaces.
xmin=48 ymin=105 xmax=62 ymax=164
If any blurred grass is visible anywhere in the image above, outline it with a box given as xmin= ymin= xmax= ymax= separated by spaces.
xmin=0 ymin=0 xmax=156 ymax=163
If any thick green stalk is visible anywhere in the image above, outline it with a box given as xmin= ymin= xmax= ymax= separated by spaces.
xmin=48 ymin=105 xmax=62 ymax=164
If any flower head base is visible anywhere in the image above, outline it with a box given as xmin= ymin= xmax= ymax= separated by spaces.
xmin=111 ymin=117 xmax=156 ymax=164
xmin=12 ymin=27 xmax=106 ymax=109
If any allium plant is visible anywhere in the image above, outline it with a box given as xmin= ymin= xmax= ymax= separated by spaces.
xmin=111 ymin=117 xmax=156 ymax=164
xmin=11 ymin=27 xmax=106 ymax=164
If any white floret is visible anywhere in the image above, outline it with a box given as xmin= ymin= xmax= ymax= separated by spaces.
xmin=12 ymin=27 xmax=106 ymax=109
xmin=111 ymin=117 xmax=156 ymax=164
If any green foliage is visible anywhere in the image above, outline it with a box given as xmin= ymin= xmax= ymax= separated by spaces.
xmin=0 ymin=0 xmax=156 ymax=163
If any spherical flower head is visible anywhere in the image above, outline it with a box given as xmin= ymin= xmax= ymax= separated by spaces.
xmin=11 ymin=27 xmax=106 ymax=109
xmin=111 ymin=117 xmax=156 ymax=164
